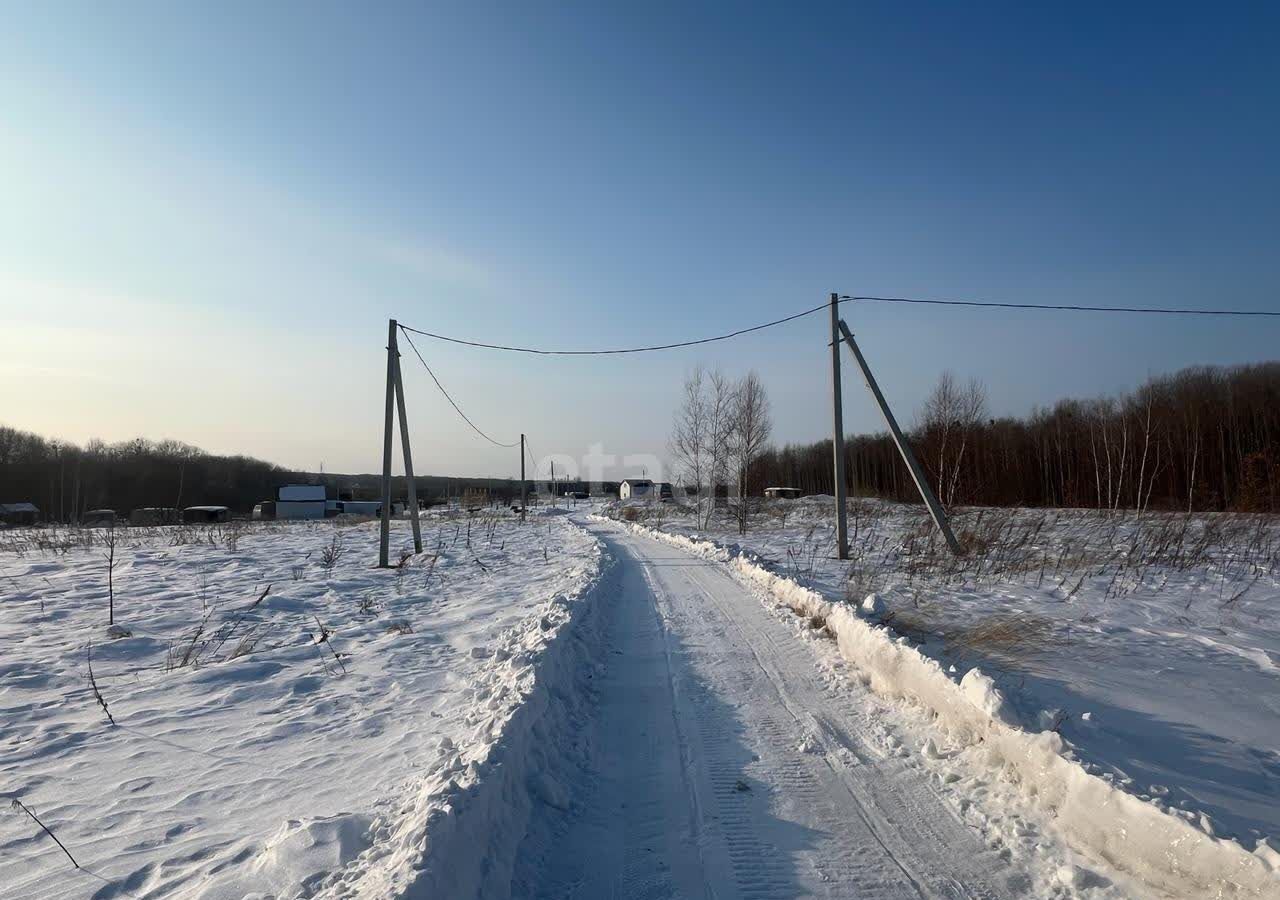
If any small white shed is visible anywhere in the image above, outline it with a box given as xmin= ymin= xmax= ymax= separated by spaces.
xmin=619 ymin=479 xmax=654 ymax=499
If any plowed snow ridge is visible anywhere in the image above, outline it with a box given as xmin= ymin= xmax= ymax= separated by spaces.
xmin=609 ymin=516 xmax=1280 ymax=899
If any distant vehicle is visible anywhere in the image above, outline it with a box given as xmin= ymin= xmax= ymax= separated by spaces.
xmin=763 ymin=487 xmax=803 ymax=500
xmin=183 ymin=506 xmax=231 ymax=524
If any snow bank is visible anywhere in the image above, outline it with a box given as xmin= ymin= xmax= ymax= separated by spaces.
xmin=314 ymin=538 xmax=611 ymax=899
xmin=605 ymin=517 xmax=1280 ymax=899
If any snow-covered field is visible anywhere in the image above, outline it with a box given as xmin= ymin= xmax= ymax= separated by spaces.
xmin=603 ymin=498 xmax=1280 ymax=868
xmin=5 ymin=498 xmax=1278 ymax=899
xmin=0 ymin=511 xmax=601 ymax=898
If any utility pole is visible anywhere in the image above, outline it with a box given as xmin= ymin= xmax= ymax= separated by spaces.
xmin=836 ymin=319 xmax=963 ymax=555
xmin=379 ymin=318 xmax=424 ymax=566
xmin=391 ymin=334 xmax=423 ymax=555
xmin=379 ymin=319 xmax=397 ymax=567
xmin=830 ymin=293 xmax=849 ymax=560
xmin=520 ymin=434 xmax=527 ymax=523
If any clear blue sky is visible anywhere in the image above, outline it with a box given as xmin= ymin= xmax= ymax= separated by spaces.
xmin=1 ymin=2 xmax=1276 ymax=479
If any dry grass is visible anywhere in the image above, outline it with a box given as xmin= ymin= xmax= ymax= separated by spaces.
xmin=942 ymin=613 xmax=1058 ymax=666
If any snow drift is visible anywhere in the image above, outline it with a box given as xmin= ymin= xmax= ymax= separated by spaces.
xmin=314 ymin=539 xmax=612 ymax=899
xmin=606 ymin=517 xmax=1280 ymax=899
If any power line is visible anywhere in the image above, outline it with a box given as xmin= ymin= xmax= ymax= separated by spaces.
xmin=398 ymin=327 xmax=521 ymax=448
xmin=400 ymin=293 xmax=1276 ymax=359
xmin=398 ymin=301 xmax=831 ymax=355
xmin=844 ymin=295 xmax=1279 ymax=316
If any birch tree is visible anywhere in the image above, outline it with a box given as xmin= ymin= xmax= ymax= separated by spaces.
xmin=729 ymin=371 xmax=772 ymax=535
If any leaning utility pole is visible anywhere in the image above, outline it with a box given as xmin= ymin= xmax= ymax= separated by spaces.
xmin=836 ymin=319 xmax=963 ymax=555
xmin=829 ymin=293 xmax=850 ymax=559
xmin=379 ymin=319 xmax=424 ymax=567
xmin=392 ymin=337 xmax=423 ymax=555
xmin=520 ymin=434 xmax=527 ymax=523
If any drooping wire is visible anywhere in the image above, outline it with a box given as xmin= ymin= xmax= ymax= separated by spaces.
xmin=398 ymin=293 xmax=1276 ymax=358
xmin=844 ymin=295 xmax=1280 ymax=316
xmin=398 ymin=326 xmax=521 ymax=448
xmin=397 ymin=301 xmax=831 ymax=355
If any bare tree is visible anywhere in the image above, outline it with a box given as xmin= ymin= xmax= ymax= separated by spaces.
xmin=669 ymin=367 xmax=709 ymax=522
xmin=729 ymin=371 xmax=772 ymax=534
xmin=919 ymin=372 xmax=988 ymax=507
xmin=104 ymin=523 xmax=118 ymax=625
xmin=701 ymin=369 xmax=737 ymax=529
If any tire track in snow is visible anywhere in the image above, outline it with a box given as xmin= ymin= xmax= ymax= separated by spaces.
xmin=679 ymin=563 xmax=1008 ymax=900
xmin=517 ymin=521 xmax=1030 ymax=898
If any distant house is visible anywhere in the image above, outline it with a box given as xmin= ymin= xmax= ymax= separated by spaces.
xmin=619 ymin=479 xmax=654 ymax=500
xmin=763 ymin=487 xmax=803 ymax=500
xmin=275 ymin=484 xmax=326 ymax=520
xmin=83 ymin=509 xmax=117 ymax=527
xmin=131 ymin=507 xmax=179 ymax=526
xmin=0 ymin=502 xmax=39 ymax=526
xmin=183 ymin=505 xmax=230 ymax=524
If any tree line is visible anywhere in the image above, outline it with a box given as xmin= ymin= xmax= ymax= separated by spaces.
xmin=745 ymin=362 xmax=1280 ymax=513
xmin=0 ymin=427 xmax=563 ymax=521
xmin=0 ymin=428 xmax=303 ymax=520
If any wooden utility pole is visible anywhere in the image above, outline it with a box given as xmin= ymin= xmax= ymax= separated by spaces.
xmin=836 ymin=319 xmax=963 ymax=555
xmin=391 ymin=338 xmax=423 ymax=555
xmin=830 ymin=293 xmax=849 ymax=559
xmin=520 ymin=434 xmax=527 ymax=522
xmin=379 ymin=319 xmax=397 ymax=567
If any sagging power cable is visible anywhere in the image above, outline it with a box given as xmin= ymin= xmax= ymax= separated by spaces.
xmin=398 ymin=302 xmax=831 ymax=355
xmin=398 ymin=327 xmax=521 ymax=448
xmin=399 ymin=293 xmax=1275 ymax=357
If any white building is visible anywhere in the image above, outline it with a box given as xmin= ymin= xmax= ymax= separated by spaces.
xmin=619 ymin=478 xmax=654 ymax=500
xmin=276 ymin=484 xmax=326 ymax=520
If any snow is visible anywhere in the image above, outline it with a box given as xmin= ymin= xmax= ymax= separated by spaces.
xmin=0 ymin=511 xmax=602 ymax=898
xmin=603 ymin=500 xmax=1280 ymax=897
xmin=6 ymin=498 xmax=1278 ymax=898
xmin=512 ymin=519 xmax=1088 ymax=898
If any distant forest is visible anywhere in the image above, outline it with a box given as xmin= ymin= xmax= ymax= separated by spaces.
xmin=0 ymin=429 xmax=540 ymax=521
xmin=749 ymin=362 xmax=1280 ymax=513
xmin=5 ymin=361 xmax=1278 ymax=521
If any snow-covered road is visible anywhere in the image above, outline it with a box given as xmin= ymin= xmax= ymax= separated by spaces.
xmin=514 ymin=519 xmax=1033 ymax=899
